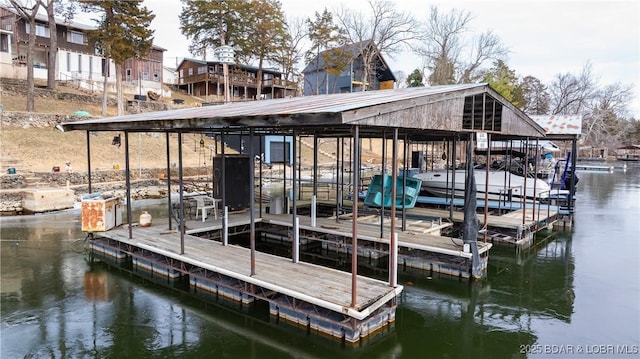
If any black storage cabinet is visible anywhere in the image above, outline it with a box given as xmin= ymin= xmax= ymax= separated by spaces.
xmin=213 ymin=155 xmax=251 ymax=211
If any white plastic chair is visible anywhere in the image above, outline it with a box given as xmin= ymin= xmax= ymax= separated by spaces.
xmin=194 ymin=195 xmax=221 ymax=222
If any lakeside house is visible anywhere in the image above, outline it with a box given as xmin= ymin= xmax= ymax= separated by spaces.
xmin=302 ymin=40 xmax=396 ymax=95
xmin=175 ymin=58 xmax=298 ymax=103
xmin=0 ymin=6 xmax=165 ymax=97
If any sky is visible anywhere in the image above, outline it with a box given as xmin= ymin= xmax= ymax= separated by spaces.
xmin=141 ymin=0 xmax=639 ymax=117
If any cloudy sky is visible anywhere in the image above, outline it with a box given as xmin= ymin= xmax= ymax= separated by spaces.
xmin=143 ymin=0 xmax=639 ymax=117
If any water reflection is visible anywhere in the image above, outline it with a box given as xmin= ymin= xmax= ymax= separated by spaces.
xmin=1 ymin=164 xmax=637 ymax=358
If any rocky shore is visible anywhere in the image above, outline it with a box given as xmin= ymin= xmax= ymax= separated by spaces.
xmin=0 ymin=167 xmax=210 ymax=215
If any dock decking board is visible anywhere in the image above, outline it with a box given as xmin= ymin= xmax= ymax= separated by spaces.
xmin=184 ymin=199 xmax=557 ymax=235
xmin=260 ymin=214 xmax=490 ymax=258
xmin=96 ymin=222 xmax=401 ymax=319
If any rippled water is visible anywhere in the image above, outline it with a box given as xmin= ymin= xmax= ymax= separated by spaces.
xmin=1 ymin=163 xmax=638 ymax=358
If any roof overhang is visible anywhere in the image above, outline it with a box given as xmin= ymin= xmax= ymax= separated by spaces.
xmin=59 ymin=83 xmax=546 ymax=140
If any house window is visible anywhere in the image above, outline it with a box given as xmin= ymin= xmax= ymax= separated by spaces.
xmin=188 ymin=68 xmax=193 ymax=76
xmin=197 ymin=66 xmax=207 ymax=74
xmin=125 ymin=68 xmax=132 ymax=81
xmin=88 ymin=56 xmax=93 ymax=75
xmin=25 ymin=23 xmax=50 ymax=38
xmin=142 ymin=72 xmax=149 ymax=80
xmin=0 ymin=33 xmax=9 ymax=53
xmin=67 ymin=30 xmax=86 ymax=45
xmin=78 ymin=54 xmax=82 ymax=73
xmin=66 ymin=52 xmax=71 ymax=72
xmin=153 ymin=73 xmax=159 ymax=82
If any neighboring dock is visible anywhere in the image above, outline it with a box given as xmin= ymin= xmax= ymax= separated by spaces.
xmin=574 ymin=163 xmax=627 ymax=172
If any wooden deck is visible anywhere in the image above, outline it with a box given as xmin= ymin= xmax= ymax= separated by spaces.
xmin=96 ymin=221 xmax=401 ymax=320
xmin=407 ymin=205 xmax=559 ymax=230
xmin=261 ymin=213 xmax=490 ymax=258
xmin=177 ymin=210 xmax=490 ymax=258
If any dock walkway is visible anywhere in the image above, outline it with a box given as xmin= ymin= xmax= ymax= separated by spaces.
xmin=97 ymin=222 xmax=401 ymax=319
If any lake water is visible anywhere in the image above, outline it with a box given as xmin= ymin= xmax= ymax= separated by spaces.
xmin=1 ymin=163 xmax=639 ymax=358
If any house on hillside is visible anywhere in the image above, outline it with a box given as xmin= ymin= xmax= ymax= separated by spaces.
xmin=176 ymin=58 xmax=298 ymax=103
xmin=302 ymin=40 xmax=396 ymax=96
xmin=0 ymin=6 xmax=165 ymax=96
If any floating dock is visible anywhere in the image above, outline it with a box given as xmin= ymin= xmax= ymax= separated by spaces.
xmin=87 ymin=221 xmax=402 ymax=344
xmin=176 ymin=208 xmax=490 ymax=279
xmin=258 ymin=213 xmax=490 ymax=278
xmin=405 ymin=202 xmax=561 ymax=247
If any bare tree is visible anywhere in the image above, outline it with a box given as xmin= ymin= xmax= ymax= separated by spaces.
xmin=7 ymin=0 xmax=41 ymax=112
xmin=43 ymin=0 xmax=77 ymax=90
xmin=43 ymin=0 xmax=56 ymax=90
xmin=549 ymin=63 xmax=597 ymax=115
xmin=273 ymin=16 xmax=307 ymax=95
xmin=334 ymin=0 xmax=417 ymax=91
xmin=549 ymin=62 xmax=635 ymax=150
xmin=582 ymin=82 xmax=634 ymax=148
xmin=415 ymin=5 xmax=507 ymax=85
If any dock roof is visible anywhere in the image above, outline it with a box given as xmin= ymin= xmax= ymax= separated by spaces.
xmin=59 ymin=83 xmax=545 ymax=140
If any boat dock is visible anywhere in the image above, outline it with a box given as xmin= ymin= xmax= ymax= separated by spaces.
xmin=60 ymin=85 xmax=577 ymax=344
xmin=175 ymin=209 xmax=488 ymax=279
xmin=407 ymin=200 xmax=561 ymax=247
xmin=258 ymin=213 xmax=490 ymax=278
xmin=574 ymin=163 xmax=627 ymax=172
xmin=88 ymin=219 xmax=401 ymax=344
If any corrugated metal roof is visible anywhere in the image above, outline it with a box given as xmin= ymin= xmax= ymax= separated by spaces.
xmin=531 ymin=115 xmax=583 ymax=136
xmin=60 ymin=83 xmax=545 ymax=139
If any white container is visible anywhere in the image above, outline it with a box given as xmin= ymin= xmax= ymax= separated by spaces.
xmin=139 ymin=211 xmax=152 ymax=227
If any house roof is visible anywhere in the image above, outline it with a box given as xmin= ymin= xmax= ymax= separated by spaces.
xmin=303 ymin=41 xmax=365 ymax=73
xmin=530 ymin=115 xmax=583 ymax=137
xmin=618 ymin=144 xmax=640 ymax=150
xmin=59 ymin=83 xmax=545 ymax=140
xmin=2 ymin=6 xmax=165 ymax=51
xmin=2 ymin=6 xmax=97 ymax=31
xmin=302 ymin=40 xmax=396 ymax=82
